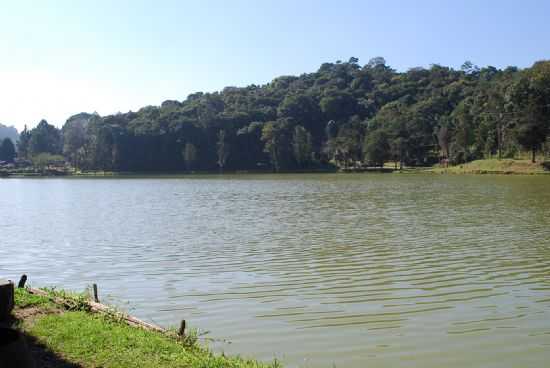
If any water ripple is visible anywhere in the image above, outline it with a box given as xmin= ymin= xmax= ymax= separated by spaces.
xmin=1 ymin=174 xmax=550 ymax=368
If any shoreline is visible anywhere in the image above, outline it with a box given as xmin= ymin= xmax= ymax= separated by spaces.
xmin=5 ymin=280 xmax=281 ymax=368
xmin=1 ymin=159 xmax=549 ymax=178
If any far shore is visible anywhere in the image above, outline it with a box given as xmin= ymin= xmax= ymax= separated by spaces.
xmin=1 ymin=159 xmax=549 ymax=178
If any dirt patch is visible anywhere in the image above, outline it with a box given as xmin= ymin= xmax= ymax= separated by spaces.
xmin=13 ymin=305 xmax=62 ymax=328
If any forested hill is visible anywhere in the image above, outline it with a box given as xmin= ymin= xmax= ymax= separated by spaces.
xmin=17 ymin=57 xmax=550 ymax=172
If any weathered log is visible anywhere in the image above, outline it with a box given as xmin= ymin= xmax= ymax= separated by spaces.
xmin=0 ymin=280 xmax=14 ymax=322
xmin=88 ymin=300 xmax=166 ymax=333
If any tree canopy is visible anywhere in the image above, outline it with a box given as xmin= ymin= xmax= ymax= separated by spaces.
xmin=15 ymin=58 xmax=550 ymax=171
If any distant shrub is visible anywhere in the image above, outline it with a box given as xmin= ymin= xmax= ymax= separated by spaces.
xmin=31 ymin=153 xmax=65 ymax=170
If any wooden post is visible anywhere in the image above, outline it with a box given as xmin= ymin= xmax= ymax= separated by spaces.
xmin=92 ymin=284 xmax=99 ymax=303
xmin=178 ymin=319 xmax=186 ymax=337
xmin=17 ymin=274 xmax=27 ymax=289
xmin=0 ymin=279 xmax=14 ymax=322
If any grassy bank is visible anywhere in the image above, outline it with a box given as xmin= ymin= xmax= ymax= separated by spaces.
xmin=428 ymin=159 xmax=550 ymax=175
xmin=11 ymin=287 xmax=280 ymax=368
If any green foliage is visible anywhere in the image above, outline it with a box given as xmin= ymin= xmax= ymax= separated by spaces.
xmin=28 ymin=119 xmax=62 ymax=156
xmin=29 ymin=311 xmax=280 ymax=368
xmin=261 ymin=119 xmax=294 ymax=172
xmin=15 ymin=287 xmax=91 ymax=311
xmin=0 ymin=137 xmax=16 ymax=162
xmin=42 ymin=287 xmax=92 ymax=311
xmin=510 ymin=62 xmax=550 ymax=162
xmin=430 ymin=158 xmax=548 ymax=174
xmin=17 ymin=126 xmax=31 ymax=158
xmin=62 ymin=113 xmax=94 ymax=168
xmin=14 ymin=287 xmax=281 ymax=368
xmin=363 ymin=130 xmax=390 ymax=166
xmin=14 ymin=288 xmax=52 ymax=308
xmin=320 ymin=90 xmax=357 ymax=120
xmin=183 ymin=142 xmax=198 ymax=170
xmin=31 ymin=153 xmax=65 ymax=171
xmin=292 ymin=125 xmax=313 ymax=168
xmin=216 ymin=129 xmax=230 ymax=170
xmin=18 ymin=58 xmax=550 ymax=171
xmin=325 ymin=118 xmax=364 ymax=168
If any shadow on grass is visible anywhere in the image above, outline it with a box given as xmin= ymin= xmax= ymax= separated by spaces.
xmin=2 ymin=314 xmax=83 ymax=368
xmin=24 ymin=330 xmax=83 ymax=368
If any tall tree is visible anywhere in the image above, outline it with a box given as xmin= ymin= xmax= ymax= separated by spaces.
xmin=450 ymin=99 xmax=476 ymax=164
xmin=363 ymin=130 xmax=390 ymax=167
xmin=261 ymin=119 xmax=294 ymax=172
xmin=17 ymin=126 xmax=31 ymax=159
xmin=292 ymin=125 xmax=313 ymax=168
xmin=0 ymin=138 xmax=16 ymax=163
xmin=183 ymin=142 xmax=198 ymax=170
xmin=87 ymin=119 xmax=115 ymax=171
xmin=29 ymin=120 xmax=62 ymax=156
xmin=63 ymin=113 xmax=92 ymax=169
xmin=512 ymin=61 xmax=550 ymax=162
xmin=216 ymin=129 xmax=230 ymax=171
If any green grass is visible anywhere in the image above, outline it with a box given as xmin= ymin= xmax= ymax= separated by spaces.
xmin=14 ymin=288 xmax=281 ymax=368
xmin=15 ymin=287 xmax=91 ymax=311
xmin=14 ymin=287 xmax=52 ymax=308
xmin=30 ymin=312 xmax=279 ymax=368
xmin=429 ymin=159 xmax=549 ymax=175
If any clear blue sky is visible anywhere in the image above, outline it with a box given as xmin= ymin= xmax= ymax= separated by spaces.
xmin=1 ymin=0 xmax=549 ymax=131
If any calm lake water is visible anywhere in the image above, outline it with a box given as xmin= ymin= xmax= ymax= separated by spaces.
xmin=1 ymin=174 xmax=550 ymax=367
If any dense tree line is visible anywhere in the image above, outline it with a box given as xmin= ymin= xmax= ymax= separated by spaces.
xmin=15 ymin=58 xmax=550 ymax=172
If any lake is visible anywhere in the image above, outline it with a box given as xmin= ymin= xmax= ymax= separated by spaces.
xmin=1 ymin=174 xmax=549 ymax=367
